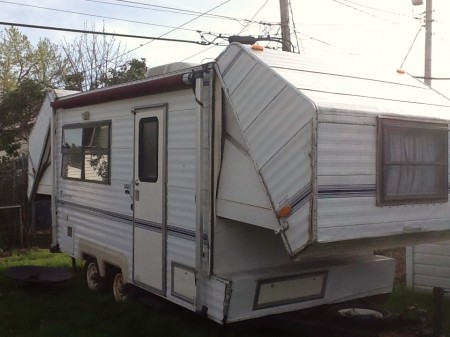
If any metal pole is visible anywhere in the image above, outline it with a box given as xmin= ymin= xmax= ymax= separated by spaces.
xmin=424 ymin=0 xmax=432 ymax=86
xmin=279 ymin=0 xmax=292 ymax=52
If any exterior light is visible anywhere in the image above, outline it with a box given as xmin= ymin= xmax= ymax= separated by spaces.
xmin=81 ymin=111 xmax=90 ymax=120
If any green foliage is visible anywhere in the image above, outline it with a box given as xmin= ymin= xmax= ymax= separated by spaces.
xmin=0 ymin=27 xmax=66 ymax=159
xmin=103 ymin=58 xmax=147 ymax=86
xmin=63 ymin=72 xmax=84 ymax=91
xmin=0 ymin=26 xmax=34 ymax=93
xmin=0 ymin=26 xmax=145 ymax=159
xmin=0 ymin=79 xmax=45 ymax=157
xmin=0 ymin=27 xmax=65 ymax=93
xmin=33 ymin=38 xmax=68 ymax=88
xmin=384 ymin=282 xmax=450 ymax=335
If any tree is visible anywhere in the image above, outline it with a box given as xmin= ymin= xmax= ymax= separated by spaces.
xmin=0 ymin=79 xmax=45 ymax=157
xmin=32 ymin=38 xmax=68 ymax=88
xmin=102 ymin=58 xmax=147 ymax=86
xmin=0 ymin=26 xmax=145 ymax=159
xmin=0 ymin=27 xmax=34 ymax=93
xmin=0 ymin=27 xmax=67 ymax=160
xmin=0 ymin=27 xmax=66 ymax=94
xmin=61 ymin=24 xmax=140 ymax=91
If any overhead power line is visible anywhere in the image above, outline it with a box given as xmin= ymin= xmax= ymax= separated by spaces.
xmin=331 ymin=0 xmax=401 ymax=24
xmin=237 ymin=0 xmax=270 ymax=34
xmin=101 ymin=0 xmax=279 ymax=25
xmin=288 ymin=0 xmax=302 ymax=53
xmin=339 ymin=0 xmax=415 ymax=19
xmin=122 ymin=0 xmax=231 ymax=56
xmin=0 ymin=21 xmax=207 ymax=45
xmin=0 ymin=0 xmax=210 ymax=34
xmin=399 ymin=26 xmax=423 ymax=69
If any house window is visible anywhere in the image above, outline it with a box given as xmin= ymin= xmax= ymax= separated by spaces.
xmin=62 ymin=121 xmax=111 ymax=184
xmin=377 ymin=117 xmax=448 ymax=205
xmin=138 ymin=117 xmax=158 ymax=183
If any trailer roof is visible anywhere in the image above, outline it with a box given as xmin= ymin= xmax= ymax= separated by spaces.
xmin=224 ymin=44 xmax=450 ymax=121
xmin=53 ymin=43 xmax=450 ymax=121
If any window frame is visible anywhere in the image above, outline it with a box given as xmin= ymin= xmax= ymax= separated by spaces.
xmin=61 ymin=120 xmax=112 ymax=184
xmin=376 ymin=117 xmax=448 ymax=206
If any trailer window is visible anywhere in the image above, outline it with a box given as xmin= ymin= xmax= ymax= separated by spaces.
xmin=377 ymin=117 xmax=448 ymax=205
xmin=138 ymin=117 xmax=158 ymax=183
xmin=62 ymin=121 xmax=111 ymax=184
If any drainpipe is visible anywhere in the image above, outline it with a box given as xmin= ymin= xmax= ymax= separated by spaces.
xmin=194 ymin=68 xmax=205 ymax=314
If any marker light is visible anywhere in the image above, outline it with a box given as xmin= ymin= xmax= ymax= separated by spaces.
xmin=278 ymin=206 xmax=292 ymax=218
xmin=252 ymin=44 xmax=264 ymax=51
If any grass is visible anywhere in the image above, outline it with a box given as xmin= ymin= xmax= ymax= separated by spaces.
xmin=2 ymin=249 xmax=450 ymax=337
xmin=0 ymin=249 xmax=294 ymax=337
xmin=384 ymin=281 xmax=450 ymax=335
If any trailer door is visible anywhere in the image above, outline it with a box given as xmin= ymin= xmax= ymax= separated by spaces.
xmin=132 ymin=106 xmax=166 ymax=293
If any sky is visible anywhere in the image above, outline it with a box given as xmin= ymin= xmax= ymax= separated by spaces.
xmin=1 ymin=0 xmax=450 ymax=95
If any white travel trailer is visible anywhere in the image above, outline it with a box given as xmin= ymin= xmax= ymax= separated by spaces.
xmin=29 ymin=43 xmax=450 ymax=323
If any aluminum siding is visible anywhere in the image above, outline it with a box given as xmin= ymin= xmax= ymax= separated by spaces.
xmin=216 ymin=43 xmax=316 ymax=256
xmin=55 ymin=89 xmax=213 ymax=307
xmin=28 ymin=89 xmax=77 ymax=199
xmin=316 ymin=112 xmax=450 ymax=243
xmin=409 ymin=242 xmax=450 ymax=291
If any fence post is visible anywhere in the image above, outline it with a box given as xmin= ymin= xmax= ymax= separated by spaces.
xmin=432 ymin=287 xmax=444 ymax=337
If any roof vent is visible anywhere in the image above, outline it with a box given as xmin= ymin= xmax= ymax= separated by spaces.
xmin=146 ymin=62 xmax=198 ymax=78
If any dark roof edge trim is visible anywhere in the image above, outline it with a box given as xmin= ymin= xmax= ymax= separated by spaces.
xmin=52 ymin=73 xmax=189 ymax=109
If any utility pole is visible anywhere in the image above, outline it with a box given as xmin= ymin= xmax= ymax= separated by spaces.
xmin=279 ymin=0 xmax=292 ymax=52
xmin=424 ymin=0 xmax=432 ymax=86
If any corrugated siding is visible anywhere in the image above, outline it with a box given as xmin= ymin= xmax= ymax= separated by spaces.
xmin=409 ymin=242 xmax=450 ymax=291
xmin=218 ymin=44 xmax=450 ymax=254
xmin=216 ymin=43 xmax=315 ymax=256
xmin=28 ymin=89 xmax=78 ymax=198
xmin=316 ymin=113 xmax=450 ymax=243
xmin=55 ymin=89 xmax=210 ymax=296
xmin=28 ymin=93 xmax=53 ymax=198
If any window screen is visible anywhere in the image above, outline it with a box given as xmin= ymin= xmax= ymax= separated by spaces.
xmin=139 ymin=117 xmax=158 ymax=183
xmin=377 ymin=117 xmax=448 ymax=205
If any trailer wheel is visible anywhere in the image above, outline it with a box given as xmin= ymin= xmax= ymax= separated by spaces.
xmin=85 ymin=258 xmax=104 ymax=291
xmin=112 ymin=269 xmax=128 ymax=303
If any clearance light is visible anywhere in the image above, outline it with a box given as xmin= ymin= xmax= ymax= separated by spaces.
xmin=252 ymin=44 xmax=264 ymax=51
xmin=278 ymin=206 xmax=292 ymax=218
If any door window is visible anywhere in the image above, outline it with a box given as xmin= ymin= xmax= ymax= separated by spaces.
xmin=138 ymin=117 xmax=158 ymax=183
